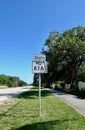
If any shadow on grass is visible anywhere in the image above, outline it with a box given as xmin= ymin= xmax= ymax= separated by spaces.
xmin=17 ymin=88 xmax=52 ymax=99
xmin=14 ymin=119 xmax=75 ymax=130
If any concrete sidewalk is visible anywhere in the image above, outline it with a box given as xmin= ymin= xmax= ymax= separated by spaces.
xmin=48 ymin=89 xmax=85 ymax=117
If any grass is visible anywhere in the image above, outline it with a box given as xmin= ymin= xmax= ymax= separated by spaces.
xmin=0 ymin=87 xmax=85 ymax=130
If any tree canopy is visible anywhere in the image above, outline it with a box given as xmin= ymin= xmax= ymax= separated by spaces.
xmin=38 ymin=25 xmax=85 ymax=87
xmin=0 ymin=74 xmax=27 ymax=87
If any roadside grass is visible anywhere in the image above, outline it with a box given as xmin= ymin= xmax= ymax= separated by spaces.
xmin=0 ymin=87 xmax=85 ymax=130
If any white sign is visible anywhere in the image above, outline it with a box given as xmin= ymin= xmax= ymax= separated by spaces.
xmin=32 ymin=61 xmax=48 ymax=73
xmin=34 ymin=55 xmax=46 ymax=62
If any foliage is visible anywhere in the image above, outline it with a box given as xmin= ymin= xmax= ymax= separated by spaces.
xmin=80 ymin=85 xmax=85 ymax=92
xmin=0 ymin=74 xmax=8 ymax=85
xmin=33 ymin=74 xmax=39 ymax=86
xmin=77 ymin=63 xmax=85 ymax=81
xmin=40 ymin=25 xmax=85 ymax=87
xmin=0 ymin=74 xmax=27 ymax=87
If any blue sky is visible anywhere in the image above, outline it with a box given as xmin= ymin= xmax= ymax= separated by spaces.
xmin=0 ymin=0 xmax=85 ymax=84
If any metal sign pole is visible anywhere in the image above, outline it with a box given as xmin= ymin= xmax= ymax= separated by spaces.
xmin=39 ymin=73 xmax=41 ymax=116
xmin=32 ymin=54 xmax=47 ymax=117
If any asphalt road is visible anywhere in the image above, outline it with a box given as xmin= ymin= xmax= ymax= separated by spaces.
xmin=0 ymin=86 xmax=33 ymax=104
xmin=48 ymin=89 xmax=85 ymax=117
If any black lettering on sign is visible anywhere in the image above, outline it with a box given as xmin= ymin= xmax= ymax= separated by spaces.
xmin=41 ymin=66 xmax=44 ymax=70
xmin=34 ymin=66 xmax=37 ymax=70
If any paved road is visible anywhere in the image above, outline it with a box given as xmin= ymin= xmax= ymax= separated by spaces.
xmin=0 ymin=86 xmax=33 ymax=104
xmin=48 ymin=89 xmax=85 ymax=116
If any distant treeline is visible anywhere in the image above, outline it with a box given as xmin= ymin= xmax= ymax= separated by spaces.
xmin=0 ymin=74 xmax=27 ymax=87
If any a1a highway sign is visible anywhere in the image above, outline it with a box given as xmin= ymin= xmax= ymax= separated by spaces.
xmin=32 ymin=61 xmax=48 ymax=73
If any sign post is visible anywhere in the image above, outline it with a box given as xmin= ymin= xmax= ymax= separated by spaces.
xmin=39 ymin=73 xmax=41 ymax=116
xmin=32 ymin=54 xmax=48 ymax=116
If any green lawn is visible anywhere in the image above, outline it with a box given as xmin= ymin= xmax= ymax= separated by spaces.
xmin=0 ymin=87 xmax=85 ymax=130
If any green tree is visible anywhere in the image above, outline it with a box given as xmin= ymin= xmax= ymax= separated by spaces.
xmin=0 ymin=74 xmax=8 ymax=85
xmin=0 ymin=74 xmax=27 ymax=87
xmin=77 ymin=63 xmax=85 ymax=81
xmin=33 ymin=74 xmax=39 ymax=86
xmin=42 ymin=26 xmax=85 ymax=87
xmin=19 ymin=80 xmax=27 ymax=86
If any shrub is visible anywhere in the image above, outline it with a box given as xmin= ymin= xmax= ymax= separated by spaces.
xmin=81 ymin=85 xmax=85 ymax=92
xmin=60 ymin=83 xmax=65 ymax=89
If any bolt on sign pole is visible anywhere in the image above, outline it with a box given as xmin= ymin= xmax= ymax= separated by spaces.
xmin=39 ymin=73 xmax=41 ymax=116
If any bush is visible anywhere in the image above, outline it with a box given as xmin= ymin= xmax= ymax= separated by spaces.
xmin=81 ymin=85 xmax=85 ymax=92
xmin=54 ymin=84 xmax=58 ymax=90
xmin=54 ymin=84 xmax=63 ymax=91
xmin=60 ymin=83 xmax=65 ymax=89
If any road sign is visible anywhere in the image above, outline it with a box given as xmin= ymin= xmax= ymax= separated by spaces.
xmin=34 ymin=54 xmax=46 ymax=62
xmin=32 ymin=61 xmax=48 ymax=73
xmin=32 ymin=54 xmax=48 ymax=116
